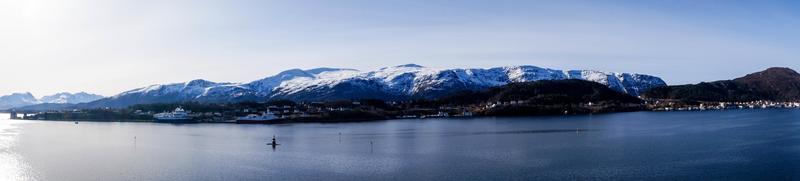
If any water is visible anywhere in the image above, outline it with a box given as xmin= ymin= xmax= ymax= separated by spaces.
xmin=2 ymin=109 xmax=800 ymax=180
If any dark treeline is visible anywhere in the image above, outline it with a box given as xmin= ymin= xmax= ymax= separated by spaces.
xmin=30 ymin=109 xmax=151 ymax=121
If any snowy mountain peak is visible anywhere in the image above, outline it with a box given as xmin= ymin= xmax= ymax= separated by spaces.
xmin=8 ymin=92 xmax=36 ymax=101
xmin=0 ymin=92 xmax=104 ymax=109
xmin=40 ymin=92 xmax=104 ymax=104
xmin=0 ymin=92 xmax=39 ymax=109
xmin=12 ymin=92 xmax=35 ymax=98
xmin=245 ymin=69 xmax=319 ymax=96
xmin=186 ymin=79 xmax=216 ymax=87
xmin=277 ymin=69 xmax=315 ymax=79
xmin=504 ymin=66 xmax=567 ymax=82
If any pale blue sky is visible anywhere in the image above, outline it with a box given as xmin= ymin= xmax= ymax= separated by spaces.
xmin=1 ymin=0 xmax=799 ymax=96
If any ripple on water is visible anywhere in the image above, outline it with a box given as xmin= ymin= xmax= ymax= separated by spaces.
xmin=0 ymin=118 xmax=37 ymax=181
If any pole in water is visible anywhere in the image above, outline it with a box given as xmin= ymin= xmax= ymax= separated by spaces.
xmin=339 ymin=132 xmax=342 ymax=143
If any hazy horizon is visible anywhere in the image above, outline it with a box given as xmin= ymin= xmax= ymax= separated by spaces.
xmin=2 ymin=0 xmax=799 ymax=96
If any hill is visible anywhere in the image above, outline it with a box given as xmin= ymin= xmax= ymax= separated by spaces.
xmin=642 ymin=67 xmax=800 ymax=102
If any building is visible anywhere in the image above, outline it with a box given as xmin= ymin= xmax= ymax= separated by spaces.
xmin=10 ymin=110 xmax=18 ymax=119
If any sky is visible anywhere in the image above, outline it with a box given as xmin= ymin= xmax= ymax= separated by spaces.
xmin=1 ymin=0 xmax=799 ymax=97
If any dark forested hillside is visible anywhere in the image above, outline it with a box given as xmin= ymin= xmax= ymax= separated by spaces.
xmin=733 ymin=67 xmax=800 ymax=101
xmin=433 ymin=79 xmax=645 ymax=116
xmin=642 ymin=81 xmax=765 ymax=102
xmin=439 ymin=79 xmax=643 ymax=105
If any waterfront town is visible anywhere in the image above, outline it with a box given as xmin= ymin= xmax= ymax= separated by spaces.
xmin=645 ymin=99 xmax=800 ymax=111
xmin=5 ymin=98 xmax=800 ymax=124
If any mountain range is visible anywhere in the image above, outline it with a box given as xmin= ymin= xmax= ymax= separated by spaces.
xmin=6 ymin=65 xmax=800 ymax=112
xmin=73 ymin=64 xmax=665 ymax=108
xmin=0 ymin=92 xmax=104 ymax=110
xmin=642 ymin=67 xmax=800 ymax=102
xmin=3 ymin=64 xmax=666 ymax=110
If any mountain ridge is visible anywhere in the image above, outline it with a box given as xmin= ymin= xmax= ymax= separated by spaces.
xmin=83 ymin=64 xmax=665 ymax=108
xmin=0 ymin=92 xmax=104 ymax=109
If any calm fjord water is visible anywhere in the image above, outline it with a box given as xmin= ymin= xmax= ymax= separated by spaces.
xmin=2 ymin=110 xmax=800 ymax=180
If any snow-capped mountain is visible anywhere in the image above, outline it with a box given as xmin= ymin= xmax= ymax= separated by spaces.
xmin=89 ymin=64 xmax=666 ymax=108
xmin=39 ymin=92 xmax=104 ymax=104
xmin=0 ymin=92 xmax=106 ymax=110
xmin=0 ymin=92 xmax=40 ymax=109
xmin=85 ymin=80 xmax=255 ymax=108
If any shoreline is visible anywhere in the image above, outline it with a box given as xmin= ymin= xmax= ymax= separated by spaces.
xmin=13 ymin=108 xmax=798 ymax=124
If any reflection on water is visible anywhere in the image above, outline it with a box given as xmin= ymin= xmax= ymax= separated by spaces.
xmin=0 ymin=114 xmax=35 ymax=181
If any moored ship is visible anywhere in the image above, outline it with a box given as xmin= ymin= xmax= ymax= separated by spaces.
xmin=236 ymin=111 xmax=283 ymax=124
xmin=154 ymin=107 xmax=196 ymax=123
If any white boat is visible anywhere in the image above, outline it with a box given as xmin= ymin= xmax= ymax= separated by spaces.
xmin=154 ymin=107 xmax=195 ymax=123
xmin=236 ymin=111 xmax=282 ymax=124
